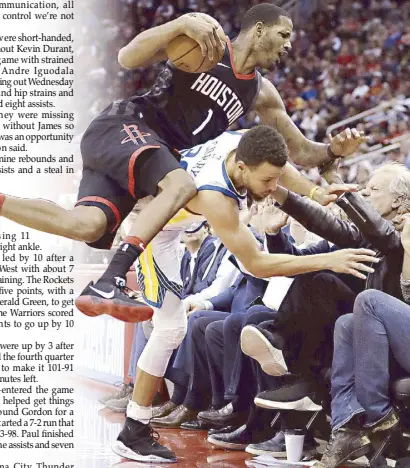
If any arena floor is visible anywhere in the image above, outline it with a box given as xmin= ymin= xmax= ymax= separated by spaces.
xmin=74 ymin=377 xmax=396 ymax=468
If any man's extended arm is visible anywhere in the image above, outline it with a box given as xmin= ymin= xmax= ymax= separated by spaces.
xmin=273 ymin=186 xmax=372 ymax=249
xmin=192 ymin=190 xmax=377 ymax=279
xmin=279 ymin=162 xmax=351 ymax=206
xmin=253 ymin=78 xmax=366 ymax=168
xmin=118 ymin=15 xmax=224 ymax=69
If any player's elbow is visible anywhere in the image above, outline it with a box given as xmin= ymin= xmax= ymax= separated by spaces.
xmin=291 ymin=145 xmax=315 ymax=168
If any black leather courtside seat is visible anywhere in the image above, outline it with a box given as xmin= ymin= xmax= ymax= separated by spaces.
xmin=392 ymin=378 xmax=410 ymax=406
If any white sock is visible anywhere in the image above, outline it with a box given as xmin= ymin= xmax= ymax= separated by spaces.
xmin=127 ymin=400 xmax=153 ymax=425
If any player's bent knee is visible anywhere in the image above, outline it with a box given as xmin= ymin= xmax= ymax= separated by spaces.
xmin=155 ymin=324 xmax=187 ymax=351
xmin=69 ymin=207 xmax=107 ymax=243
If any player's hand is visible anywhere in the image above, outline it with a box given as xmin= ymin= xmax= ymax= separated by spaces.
xmin=313 ymin=184 xmax=358 ymax=206
xmin=329 ymin=128 xmax=368 ymax=157
xmin=257 ymin=197 xmax=289 ymax=234
xmin=393 ymin=213 xmax=410 ymax=252
xmin=181 ymin=13 xmax=225 ymax=61
xmin=324 ymin=248 xmax=379 ymax=280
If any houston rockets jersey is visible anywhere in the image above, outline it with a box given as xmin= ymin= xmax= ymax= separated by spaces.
xmin=104 ymin=39 xmax=261 ymax=150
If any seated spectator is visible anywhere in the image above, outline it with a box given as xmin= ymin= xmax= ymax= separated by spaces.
xmin=180 ymin=221 xmax=240 ymax=313
xmin=204 ymin=204 xmax=333 ymax=455
xmin=243 ymin=162 xmax=410 ymax=409
xmin=316 ymin=216 xmax=410 ymax=468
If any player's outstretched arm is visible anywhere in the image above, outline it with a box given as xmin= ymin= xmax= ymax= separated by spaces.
xmin=118 ymin=14 xmax=224 ymax=69
xmin=196 ymin=190 xmax=378 ymax=280
xmin=253 ymin=78 xmax=367 ymax=168
xmin=279 ymin=162 xmax=357 ymax=206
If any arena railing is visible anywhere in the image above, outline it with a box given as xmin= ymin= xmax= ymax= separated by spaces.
xmin=327 ymin=98 xmax=409 ymax=136
xmin=343 ymin=132 xmax=410 ymax=166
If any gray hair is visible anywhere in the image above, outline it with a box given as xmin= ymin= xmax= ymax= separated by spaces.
xmin=374 ymin=162 xmax=410 ymax=212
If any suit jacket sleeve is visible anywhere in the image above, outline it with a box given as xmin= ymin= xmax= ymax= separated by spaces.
xmin=280 ymin=192 xmax=372 ymax=249
xmin=208 ymin=283 xmax=236 ymax=312
xmin=336 ymin=192 xmax=401 ymax=255
xmin=266 ymin=231 xmax=332 ymax=256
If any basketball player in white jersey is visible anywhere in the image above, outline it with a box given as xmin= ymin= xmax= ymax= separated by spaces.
xmin=113 ymin=125 xmax=379 ymax=463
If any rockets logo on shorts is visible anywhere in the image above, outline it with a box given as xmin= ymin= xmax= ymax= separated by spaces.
xmin=121 ymin=124 xmax=151 ymax=146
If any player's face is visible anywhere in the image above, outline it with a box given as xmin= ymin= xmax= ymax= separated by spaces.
xmin=242 ymin=162 xmax=286 ymax=201
xmin=254 ymin=16 xmax=293 ymax=69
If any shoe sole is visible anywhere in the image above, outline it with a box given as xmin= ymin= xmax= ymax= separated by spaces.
xmin=75 ymin=295 xmax=153 ymax=322
xmin=245 ymin=445 xmax=287 ymax=457
xmin=150 ymin=420 xmax=182 ymax=429
xmin=112 ymin=441 xmax=176 ymax=463
xmin=240 ymin=327 xmax=288 ymax=376
xmin=254 ymin=396 xmax=322 ymax=412
xmin=180 ymin=423 xmax=212 ymax=431
xmin=197 ymin=415 xmax=238 ymax=427
xmin=207 ymin=435 xmax=248 ymax=450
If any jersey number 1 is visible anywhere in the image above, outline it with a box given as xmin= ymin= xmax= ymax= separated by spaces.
xmin=192 ymin=109 xmax=213 ymax=136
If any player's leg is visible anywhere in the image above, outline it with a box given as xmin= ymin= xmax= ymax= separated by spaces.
xmin=75 ymin=114 xmax=196 ymax=320
xmin=95 ymin=166 xmax=194 ymax=285
xmin=113 ymin=230 xmax=186 ymax=463
xmin=74 ymin=169 xmax=154 ymax=321
xmin=0 ymin=194 xmax=106 ymax=243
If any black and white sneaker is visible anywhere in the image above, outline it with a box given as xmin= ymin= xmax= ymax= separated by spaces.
xmin=75 ymin=276 xmax=153 ymax=323
xmin=240 ymin=324 xmax=288 ymax=376
xmin=254 ymin=376 xmax=323 ymax=412
xmin=112 ymin=417 xmax=177 ymax=463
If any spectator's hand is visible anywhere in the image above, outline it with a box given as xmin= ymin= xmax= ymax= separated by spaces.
xmin=313 ymin=184 xmax=358 ymax=206
xmin=258 ymin=197 xmax=289 ymax=234
xmin=401 ymin=215 xmax=410 ymax=254
xmin=329 ymin=128 xmax=368 ymax=157
xmin=325 ymin=248 xmax=379 ymax=280
xmin=180 ymin=13 xmax=225 ymax=61
xmin=187 ymin=301 xmax=206 ymax=317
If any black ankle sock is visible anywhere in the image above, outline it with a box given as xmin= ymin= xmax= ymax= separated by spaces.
xmin=231 ymin=396 xmax=250 ymax=412
xmin=171 ymin=383 xmax=187 ymax=406
xmin=99 ymin=236 xmax=145 ymax=283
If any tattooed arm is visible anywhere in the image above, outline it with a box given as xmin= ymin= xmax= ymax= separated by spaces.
xmin=252 ymin=78 xmax=366 ymax=169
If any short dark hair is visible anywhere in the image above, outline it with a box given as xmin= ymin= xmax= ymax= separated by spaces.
xmin=235 ymin=125 xmax=288 ymax=168
xmin=240 ymin=3 xmax=291 ymax=31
